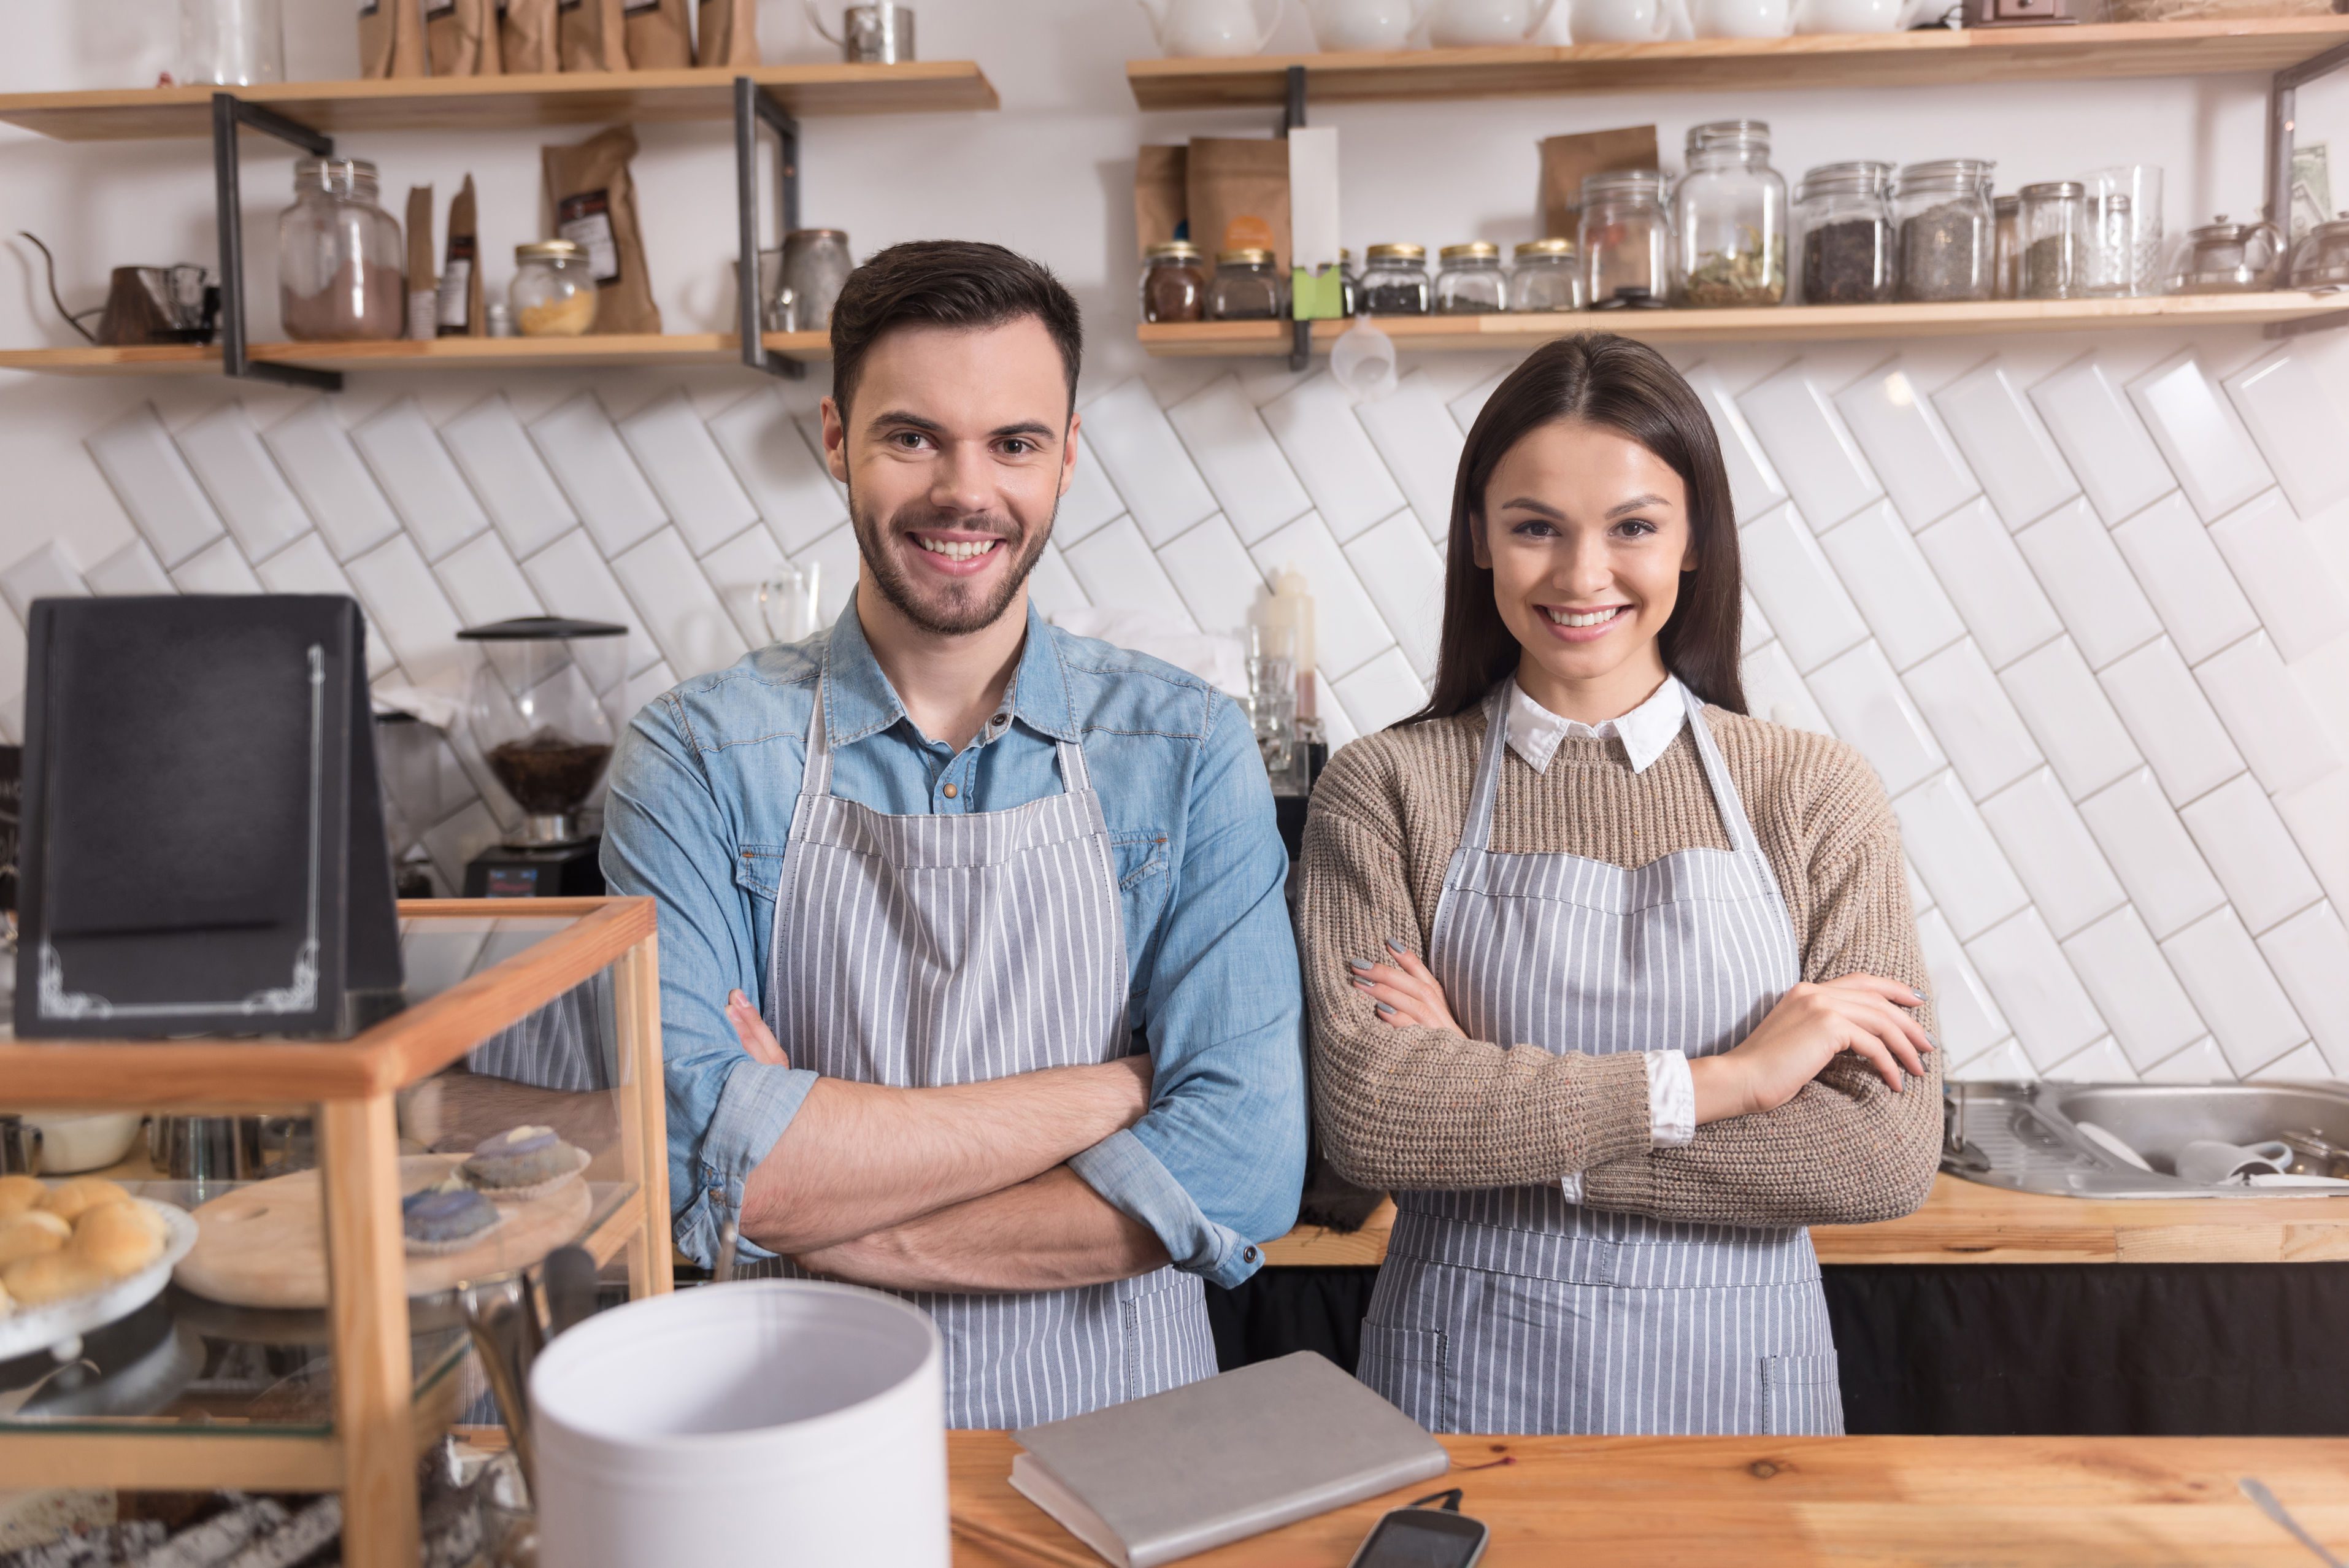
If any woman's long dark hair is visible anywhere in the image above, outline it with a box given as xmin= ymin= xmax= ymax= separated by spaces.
xmin=1405 ymin=332 xmax=1746 ymax=723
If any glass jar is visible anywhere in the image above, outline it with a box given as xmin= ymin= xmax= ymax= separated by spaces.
xmin=1992 ymin=194 xmax=2021 ymax=300
xmin=1894 ymin=158 xmax=1995 ymax=303
xmin=1434 ymin=242 xmax=1507 ymax=313
xmin=2020 ymin=180 xmax=2089 ymax=301
xmin=1337 ymin=249 xmax=1359 ymax=317
xmin=1140 ymin=240 xmax=1208 ymax=324
xmin=1674 ymin=121 xmax=1787 ymax=308
xmin=182 ymin=0 xmax=284 ymax=85
xmin=2291 ymin=212 xmax=2349 ymax=290
xmin=1794 ymin=161 xmax=1894 ymax=306
xmin=1359 ymin=244 xmax=1432 ymax=315
xmin=1580 ymin=170 xmax=1672 ymax=310
xmin=1512 ymin=238 xmax=1583 ymax=311
xmin=2086 ymin=166 xmax=2162 ymax=298
xmin=277 ymin=157 xmax=404 ymax=342
xmin=511 ymin=240 xmax=599 ymax=337
xmin=1209 ymin=248 xmax=1283 ymax=321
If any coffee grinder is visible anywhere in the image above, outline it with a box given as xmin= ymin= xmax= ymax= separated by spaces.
xmin=457 ymin=617 xmax=628 ymax=899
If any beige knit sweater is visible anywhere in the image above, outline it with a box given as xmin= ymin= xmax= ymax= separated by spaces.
xmin=1298 ymin=701 xmax=1944 ymax=1229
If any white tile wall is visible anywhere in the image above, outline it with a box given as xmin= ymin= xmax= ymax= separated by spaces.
xmin=1 ymin=540 xmax=90 ymax=623
xmin=16 ymin=344 xmax=2343 ymax=1083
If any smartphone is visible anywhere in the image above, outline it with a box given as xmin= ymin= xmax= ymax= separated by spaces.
xmin=1345 ymin=1505 xmax=1491 ymax=1568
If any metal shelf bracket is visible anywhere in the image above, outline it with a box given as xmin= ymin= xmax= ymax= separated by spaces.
xmin=211 ymin=93 xmax=341 ymax=392
xmin=2266 ymin=40 xmax=2349 ymax=338
xmin=736 ymin=75 xmax=805 ymax=379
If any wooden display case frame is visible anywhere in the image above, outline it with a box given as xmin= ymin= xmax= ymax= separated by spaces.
xmin=0 ymin=896 xmax=670 ymax=1568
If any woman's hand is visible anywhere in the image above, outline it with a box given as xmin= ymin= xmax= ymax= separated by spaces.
xmin=1691 ymin=974 xmax=1932 ymax=1123
xmin=1350 ymin=941 xmax=1464 ymax=1036
xmin=725 ymin=988 xmax=791 ymax=1069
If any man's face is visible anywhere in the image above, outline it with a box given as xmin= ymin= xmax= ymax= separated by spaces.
xmin=821 ymin=317 xmax=1078 ymax=638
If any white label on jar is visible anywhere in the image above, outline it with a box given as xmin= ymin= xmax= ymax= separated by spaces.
xmin=556 ymin=192 xmax=621 ymax=285
xmin=436 ymin=257 xmax=472 ymax=328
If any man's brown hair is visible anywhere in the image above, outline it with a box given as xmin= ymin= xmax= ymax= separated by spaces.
xmin=828 ymin=240 xmax=1084 ymax=420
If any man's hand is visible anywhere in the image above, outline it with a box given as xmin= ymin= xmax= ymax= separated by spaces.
xmin=725 ymin=988 xmax=789 ymax=1068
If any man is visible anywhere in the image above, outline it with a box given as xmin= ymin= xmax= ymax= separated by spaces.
xmin=602 ymin=240 xmax=1306 ymax=1429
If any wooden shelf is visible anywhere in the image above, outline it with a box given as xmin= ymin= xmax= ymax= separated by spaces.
xmin=0 ymin=61 xmax=997 ymax=141
xmin=1140 ymin=293 xmax=2349 ymax=355
xmin=1128 ymin=17 xmax=2349 ymax=107
xmin=0 ymin=330 xmax=831 ymax=377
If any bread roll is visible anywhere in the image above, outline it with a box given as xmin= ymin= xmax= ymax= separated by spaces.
xmin=0 ymin=1210 xmax=71 ymax=1269
xmin=3 ymin=1250 xmax=109 ymax=1307
xmin=0 ymin=1174 xmax=44 ymax=1218
xmin=72 ymin=1201 xmax=164 ymax=1277
xmin=38 ymin=1177 xmax=130 ymax=1223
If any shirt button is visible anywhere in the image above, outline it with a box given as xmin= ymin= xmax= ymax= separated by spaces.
xmin=943 ymin=782 xmax=959 ymax=799
xmin=1244 ymin=1245 xmax=1258 ymax=1262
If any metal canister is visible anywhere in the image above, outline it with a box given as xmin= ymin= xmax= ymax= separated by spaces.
xmin=782 ymin=229 xmax=853 ymax=332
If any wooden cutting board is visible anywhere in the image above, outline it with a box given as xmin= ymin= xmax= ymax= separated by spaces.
xmin=174 ymin=1154 xmax=594 ymax=1309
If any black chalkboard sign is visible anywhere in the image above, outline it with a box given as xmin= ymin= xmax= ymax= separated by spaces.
xmin=14 ymin=595 xmax=402 ymax=1039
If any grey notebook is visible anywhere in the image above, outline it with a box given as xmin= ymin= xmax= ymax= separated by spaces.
xmin=1009 ymin=1351 xmax=1450 ymax=1567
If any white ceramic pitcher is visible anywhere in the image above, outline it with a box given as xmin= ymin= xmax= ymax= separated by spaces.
xmin=1139 ymin=0 xmax=1286 ymax=55
xmin=1305 ymin=0 xmax=1431 ymax=49
xmin=1427 ymin=0 xmax=1557 ymax=43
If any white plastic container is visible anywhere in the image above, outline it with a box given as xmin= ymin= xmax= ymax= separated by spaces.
xmin=529 ymin=1279 xmax=948 ymax=1568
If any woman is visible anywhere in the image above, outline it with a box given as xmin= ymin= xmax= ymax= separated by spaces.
xmin=1300 ymin=332 xmax=1942 ymax=1438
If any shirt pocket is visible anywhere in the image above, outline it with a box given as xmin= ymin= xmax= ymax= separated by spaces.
xmin=1110 ymin=828 xmax=1172 ymax=937
xmin=732 ymin=844 xmax=790 ymax=971
xmin=1759 ymin=1351 xmax=1843 ymax=1436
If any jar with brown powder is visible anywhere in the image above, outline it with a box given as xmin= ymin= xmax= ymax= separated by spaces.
xmin=1140 ymin=240 xmax=1207 ymax=324
xmin=278 ymin=157 xmax=405 ymax=341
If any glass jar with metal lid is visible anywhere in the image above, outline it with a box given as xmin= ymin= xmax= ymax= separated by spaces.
xmin=2018 ymin=181 xmax=2089 ymax=301
xmin=1359 ymin=243 xmax=1432 ymax=315
xmin=277 ymin=156 xmax=404 ymax=341
xmin=2167 ymin=215 xmax=2283 ymax=294
xmin=1992 ymin=194 xmax=2021 ymax=300
xmin=1894 ymin=158 xmax=1995 ymax=302
xmin=1580 ymin=170 xmax=1672 ymax=310
xmin=511 ymin=239 xmax=599 ymax=337
xmin=1140 ymin=240 xmax=1208 ymax=325
xmin=1434 ymin=242 xmax=1508 ymax=313
xmin=1794 ymin=160 xmax=1894 ymax=306
xmin=1209 ymin=248 xmax=1284 ymax=320
xmin=1674 ymin=120 xmax=1786 ymax=308
xmin=2290 ymin=212 xmax=2349 ymax=290
xmin=1512 ymin=238 xmax=1583 ymax=311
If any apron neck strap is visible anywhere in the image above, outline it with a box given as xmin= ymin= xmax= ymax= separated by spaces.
xmin=1677 ymin=682 xmax=1769 ymax=871
xmin=1461 ymin=682 xmax=1513 ymax=853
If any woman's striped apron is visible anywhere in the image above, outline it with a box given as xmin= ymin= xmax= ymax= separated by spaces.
xmin=737 ymin=674 xmax=1218 ymax=1429
xmin=1356 ymin=681 xmax=1843 ymax=1436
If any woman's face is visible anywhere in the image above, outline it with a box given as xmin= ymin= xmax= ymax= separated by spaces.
xmin=1472 ymin=418 xmax=1697 ymax=711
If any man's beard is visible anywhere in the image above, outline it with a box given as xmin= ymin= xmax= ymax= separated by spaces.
xmin=847 ymin=490 xmax=1054 ymax=637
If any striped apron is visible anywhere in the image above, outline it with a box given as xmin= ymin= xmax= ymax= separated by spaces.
xmin=1356 ymin=682 xmax=1843 ymax=1437
xmin=737 ymin=675 xmax=1218 ymax=1429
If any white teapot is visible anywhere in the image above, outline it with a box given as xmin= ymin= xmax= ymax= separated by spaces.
xmin=1305 ymin=0 xmax=1431 ymax=49
xmin=1140 ymin=0 xmax=1286 ymax=55
xmin=1427 ymin=0 xmax=1557 ymax=44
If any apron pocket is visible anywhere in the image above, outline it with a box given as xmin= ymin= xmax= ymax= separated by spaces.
xmin=1357 ymin=1323 xmax=1451 ymax=1432
xmin=1759 ymin=1351 xmax=1844 ymax=1437
xmin=1118 ymin=1271 xmax=1213 ymax=1402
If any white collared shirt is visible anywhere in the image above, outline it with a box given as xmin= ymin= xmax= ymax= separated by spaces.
xmin=1503 ymin=675 xmax=1698 ymax=1197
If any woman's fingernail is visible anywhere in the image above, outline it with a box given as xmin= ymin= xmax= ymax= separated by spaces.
xmin=1353 ymin=977 xmax=1376 ymax=991
xmin=1385 ymin=938 xmax=1409 ymax=955
xmin=1348 ymin=959 xmax=1375 ymax=973
xmin=1374 ymin=1002 xmax=1396 ymax=1017
xmin=1912 ymin=989 xmax=1929 ymax=1005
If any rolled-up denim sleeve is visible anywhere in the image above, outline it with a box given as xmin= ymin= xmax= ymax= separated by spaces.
xmin=601 ymin=693 xmax=817 ymax=1268
xmin=1071 ymin=692 xmax=1306 ymax=1290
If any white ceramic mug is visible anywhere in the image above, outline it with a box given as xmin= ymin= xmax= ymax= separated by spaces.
xmin=1691 ymin=0 xmax=1790 ymax=36
xmin=1793 ymin=0 xmax=1931 ymax=32
xmin=1305 ymin=0 xmax=1429 ymax=48
xmin=1426 ymin=0 xmax=1557 ymax=44
xmin=532 ymin=1280 xmax=948 ymax=1568
xmin=1569 ymin=0 xmax=1670 ymax=41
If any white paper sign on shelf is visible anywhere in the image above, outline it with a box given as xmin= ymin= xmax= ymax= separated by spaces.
xmin=1288 ymin=126 xmax=1341 ymax=274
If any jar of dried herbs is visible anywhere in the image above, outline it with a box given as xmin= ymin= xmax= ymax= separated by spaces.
xmin=2020 ymin=180 xmax=2089 ymax=301
xmin=1434 ymin=242 xmax=1508 ymax=313
xmin=1673 ymin=121 xmax=1786 ymax=309
xmin=1512 ymin=238 xmax=1583 ymax=311
xmin=1360 ymin=244 xmax=1432 ymax=315
xmin=1580 ymin=171 xmax=1672 ymax=310
xmin=1895 ymin=158 xmax=1995 ymax=303
xmin=1793 ymin=161 xmax=1894 ymax=306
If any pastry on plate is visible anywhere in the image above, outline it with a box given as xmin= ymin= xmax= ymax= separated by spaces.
xmin=463 ymin=1126 xmax=583 ymax=1194
xmin=0 ymin=1173 xmax=45 ymax=1218
xmin=72 ymin=1199 xmax=165 ymax=1278
xmin=402 ymin=1185 xmax=502 ymax=1255
xmin=3 ymin=1249 xmax=109 ymax=1307
xmin=38 ymin=1177 xmax=132 ymax=1223
xmin=0 ymin=1210 xmax=71 ymax=1269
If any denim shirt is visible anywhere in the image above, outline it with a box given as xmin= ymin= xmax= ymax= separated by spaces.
xmin=601 ymin=597 xmax=1306 ymax=1291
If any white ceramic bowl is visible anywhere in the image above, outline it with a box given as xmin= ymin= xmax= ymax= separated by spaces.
xmin=20 ymin=1112 xmax=144 ymax=1175
xmin=529 ymin=1279 xmax=948 ymax=1568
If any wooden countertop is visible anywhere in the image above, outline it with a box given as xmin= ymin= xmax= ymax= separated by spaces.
xmin=1261 ymin=1174 xmax=2349 ymax=1268
xmin=948 ymin=1430 xmax=2349 ymax=1565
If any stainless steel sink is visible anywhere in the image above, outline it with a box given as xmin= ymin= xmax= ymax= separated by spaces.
xmin=1943 ymin=1081 xmax=2349 ymax=1199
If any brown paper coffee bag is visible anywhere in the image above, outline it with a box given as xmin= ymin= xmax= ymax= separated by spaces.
xmin=558 ymin=0 xmax=626 ymax=71
xmin=437 ymin=177 xmax=486 ymax=337
xmin=1538 ymin=126 xmax=1659 ymax=240
xmin=1136 ymin=145 xmax=1187 ymax=259
xmin=404 ymin=186 xmax=436 ymax=340
xmin=623 ymin=0 xmax=691 ymax=67
xmin=544 ymin=126 xmax=661 ymax=334
xmin=360 ymin=0 xmax=428 ymax=79
xmin=696 ymin=0 xmax=758 ymax=66
xmin=502 ymin=0 xmax=558 ymax=71
xmin=426 ymin=0 xmax=501 ymax=73
xmin=1186 ymin=138 xmax=1290 ymax=272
